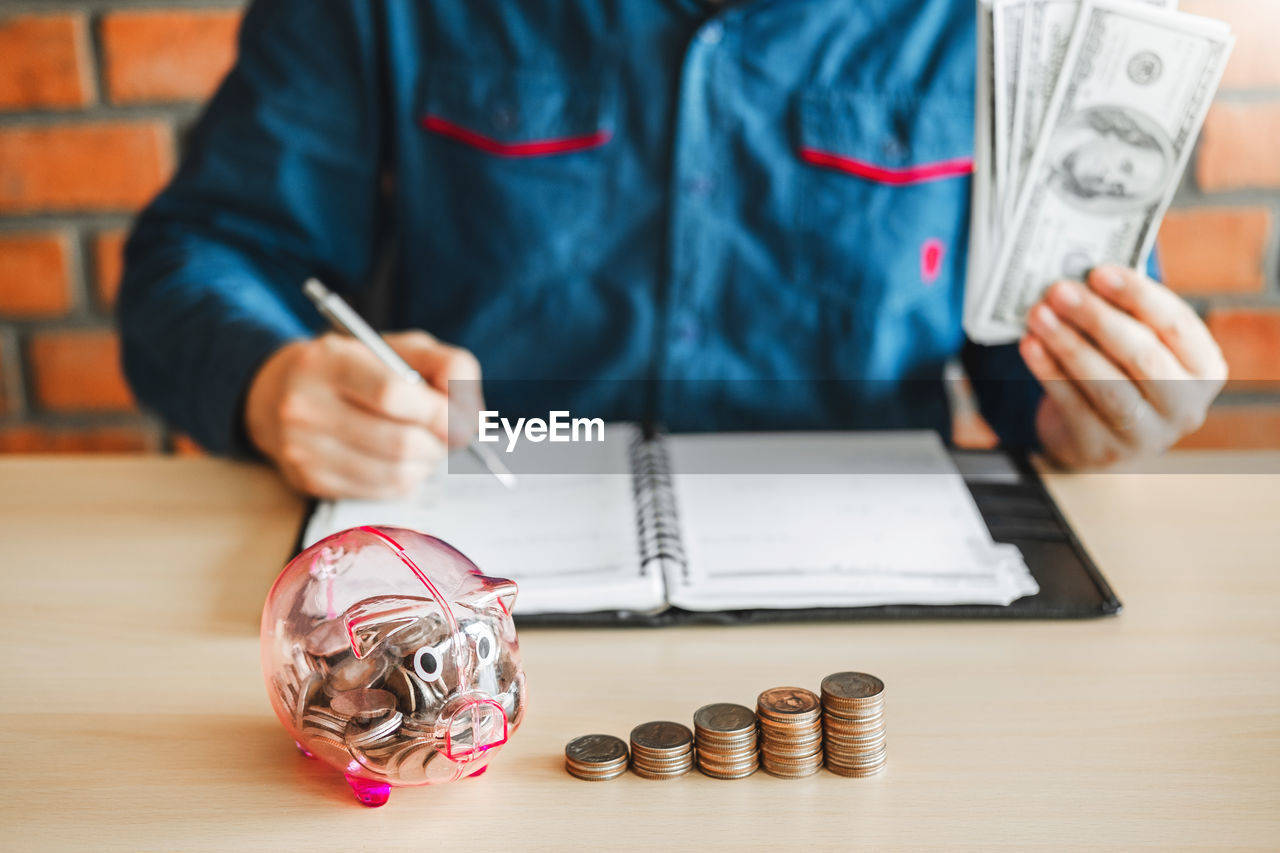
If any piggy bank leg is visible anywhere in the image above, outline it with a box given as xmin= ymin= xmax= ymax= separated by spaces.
xmin=467 ymin=766 xmax=488 ymax=778
xmin=295 ymin=741 xmax=316 ymax=759
xmin=344 ymin=773 xmax=391 ymax=808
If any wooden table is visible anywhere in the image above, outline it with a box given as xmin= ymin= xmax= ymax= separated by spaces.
xmin=1 ymin=454 xmax=1277 ymax=850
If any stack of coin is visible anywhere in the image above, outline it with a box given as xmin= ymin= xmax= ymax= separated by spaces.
xmin=756 ymin=687 xmax=824 ymax=778
xmin=692 ymin=703 xmax=759 ymax=779
xmin=564 ymin=734 xmax=630 ymax=781
xmin=821 ymin=672 xmax=887 ymax=777
xmin=629 ymin=721 xmax=694 ymax=779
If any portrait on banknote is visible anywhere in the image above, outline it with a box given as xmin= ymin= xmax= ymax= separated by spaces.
xmin=1049 ymin=105 xmax=1173 ymax=211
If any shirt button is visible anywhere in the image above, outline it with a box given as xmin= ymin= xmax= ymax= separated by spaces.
xmin=491 ymin=106 xmax=518 ymax=132
xmin=881 ymin=138 xmax=906 ymax=160
xmin=682 ymin=175 xmax=715 ymax=196
xmin=675 ymin=318 xmax=700 ymax=344
xmin=700 ymin=21 xmax=724 ymax=45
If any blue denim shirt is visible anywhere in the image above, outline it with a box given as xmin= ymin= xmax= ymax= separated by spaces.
xmin=119 ymin=0 xmax=1048 ymax=457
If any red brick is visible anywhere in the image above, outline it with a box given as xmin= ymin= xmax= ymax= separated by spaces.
xmin=28 ymin=329 xmax=136 ymax=413
xmin=0 ymin=232 xmax=74 ymax=316
xmin=1156 ymin=207 xmax=1271 ymax=294
xmin=0 ymin=121 xmax=174 ymax=213
xmin=1197 ymin=102 xmax=1280 ymax=192
xmin=0 ymin=14 xmax=94 ymax=109
xmin=1177 ymin=405 xmax=1280 ymax=449
xmin=94 ymin=229 xmax=127 ymax=309
xmin=1207 ymin=308 xmax=1280 ymax=382
xmin=1182 ymin=1 xmax=1280 ymax=90
xmin=0 ymin=424 xmax=159 ymax=453
xmin=102 ymin=9 xmax=241 ymax=104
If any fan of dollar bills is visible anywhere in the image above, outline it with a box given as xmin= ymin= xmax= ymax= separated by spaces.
xmin=963 ymin=0 xmax=1234 ymax=344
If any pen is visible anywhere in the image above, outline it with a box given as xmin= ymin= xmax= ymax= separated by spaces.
xmin=303 ymin=278 xmax=517 ymax=490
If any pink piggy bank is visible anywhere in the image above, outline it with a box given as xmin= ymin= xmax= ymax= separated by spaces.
xmin=261 ymin=525 xmax=527 ymax=806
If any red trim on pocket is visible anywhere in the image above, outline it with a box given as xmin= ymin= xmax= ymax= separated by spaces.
xmin=799 ymin=148 xmax=973 ymax=185
xmin=421 ymin=115 xmax=612 ymax=158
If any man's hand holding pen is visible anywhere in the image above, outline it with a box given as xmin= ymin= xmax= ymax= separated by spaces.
xmin=244 ymin=331 xmax=484 ymax=499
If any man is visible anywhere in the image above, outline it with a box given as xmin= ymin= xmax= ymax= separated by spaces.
xmin=119 ymin=0 xmax=1226 ymax=499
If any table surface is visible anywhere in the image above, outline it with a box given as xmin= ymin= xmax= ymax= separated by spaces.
xmin=1 ymin=452 xmax=1277 ymax=851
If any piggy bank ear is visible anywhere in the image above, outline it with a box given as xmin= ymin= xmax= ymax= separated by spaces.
xmin=343 ymin=594 xmax=438 ymax=659
xmin=474 ymin=579 xmax=518 ymax=616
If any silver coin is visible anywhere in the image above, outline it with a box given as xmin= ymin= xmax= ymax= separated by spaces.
xmin=693 ymin=703 xmax=757 ymax=735
xmin=630 ymin=721 xmax=693 ymax=752
xmin=566 ymin=734 xmax=629 ymax=766
xmin=345 ymin=709 xmax=404 ymax=748
xmin=821 ymin=672 xmax=885 ymax=702
xmin=326 ymin=653 xmax=387 ymax=694
xmin=303 ymin=618 xmax=350 ymax=658
xmin=330 ymin=688 xmax=397 ymax=719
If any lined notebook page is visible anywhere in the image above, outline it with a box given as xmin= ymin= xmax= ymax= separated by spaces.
xmin=302 ymin=426 xmax=663 ymax=615
xmin=662 ymin=432 xmax=1039 ymax=610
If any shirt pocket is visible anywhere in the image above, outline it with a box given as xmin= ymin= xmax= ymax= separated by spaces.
xmin=794 ymin=90 xmax=973 ymax=320
xmin=419 ymin=64 xmax=615 ymax=288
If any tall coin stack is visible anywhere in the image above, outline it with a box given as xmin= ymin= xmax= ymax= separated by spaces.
xmin=629 ymin=721 xmax=694 ymax=779
xmin=821 ymin=672 xmax=887 ymax=777
xmin=692 ymin=703 xmax=759 ymax=779
xmin=756 ymin=687 xmax=824 ymax=778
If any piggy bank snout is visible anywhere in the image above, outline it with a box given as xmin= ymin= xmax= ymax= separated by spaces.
xmin=440 ymin=693 xmax=509 ymax=763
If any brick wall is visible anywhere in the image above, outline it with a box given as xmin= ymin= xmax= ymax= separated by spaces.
xmin=0 ymin=0 xmax=1277 ymax=454
xmin=0 ymin=1 xmax=243 ymax=452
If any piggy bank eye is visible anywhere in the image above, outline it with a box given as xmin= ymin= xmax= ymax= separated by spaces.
xmin=470 ymin=624 xmax=497 ymax=666
xmin=413 ymin=645 xmax=444 ymax=683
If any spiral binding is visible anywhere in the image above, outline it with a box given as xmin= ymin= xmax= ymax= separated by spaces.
xmin=629 ymin=432 xmax=687 ymax=578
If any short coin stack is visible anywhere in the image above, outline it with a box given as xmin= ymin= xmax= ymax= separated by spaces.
xmin=692 ymin=703 xmax=759 ymax=779
xmin=629 ymin=721 xmax=694 ymax=779
xmin=821 ymin=672 xmax=887 ymax=778
xmin=564 ymin=734 xmax=630 ymax=781
xmin=756 ymin=687 xmax=824 ymax=778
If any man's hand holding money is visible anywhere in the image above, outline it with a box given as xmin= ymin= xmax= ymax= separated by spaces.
xmin=1018 ymin=265 xmax=1227 ymax=468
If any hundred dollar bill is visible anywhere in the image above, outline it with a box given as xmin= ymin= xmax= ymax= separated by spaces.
xmin=970 ymin=0 xmax=1232 ymax=343
xmin=1014 ymin=0 xmax=1177 ymax=200
xmin=991 ymin=0 xmax=1028 ymax=220
xmin=966 ymin=0 xmax=997 ymax=321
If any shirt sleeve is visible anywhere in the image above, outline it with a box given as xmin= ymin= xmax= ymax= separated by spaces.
xmin=117 ymin=0 xmax=382 ymax=457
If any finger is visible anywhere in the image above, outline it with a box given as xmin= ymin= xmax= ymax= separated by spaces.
xmin=328 ymin=401 xmax=448 ymax=465
xmin=388 ymin=332 xmax=485 ymax=445
xmin=1026 ymin=302 xmax=1159 ymax=442
xmin=1045 ymin=280 xmax=1195 ymax=419
xmin=320 ymin=335 xmax=450 ymax=434
xmin=387 ymin=331 xmax=483 ymax=392
xmin=287 ymin=431 xmax=435 ymax=499
xmin=1020 ymin=336 xmax=1126 ymax=468
xmin=1087 ymin=266 xmax=1227 ymax=379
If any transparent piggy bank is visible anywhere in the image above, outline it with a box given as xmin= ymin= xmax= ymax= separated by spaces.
xmin=261 ymin=525 xmax=526 ymax=806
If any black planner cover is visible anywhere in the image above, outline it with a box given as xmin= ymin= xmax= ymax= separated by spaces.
xmin=293 ymin=448 xmax=1121 ymax=627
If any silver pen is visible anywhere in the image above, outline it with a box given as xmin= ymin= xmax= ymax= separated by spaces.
xmin=303 ymin=278 xmax=517 ymax=489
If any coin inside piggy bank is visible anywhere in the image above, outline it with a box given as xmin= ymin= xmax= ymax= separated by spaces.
xmin=260 ymin=526 xmax=527 ymax=806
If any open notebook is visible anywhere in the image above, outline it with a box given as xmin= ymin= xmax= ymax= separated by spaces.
xmin=301 ymin=428 xmax=1039 ymax=616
